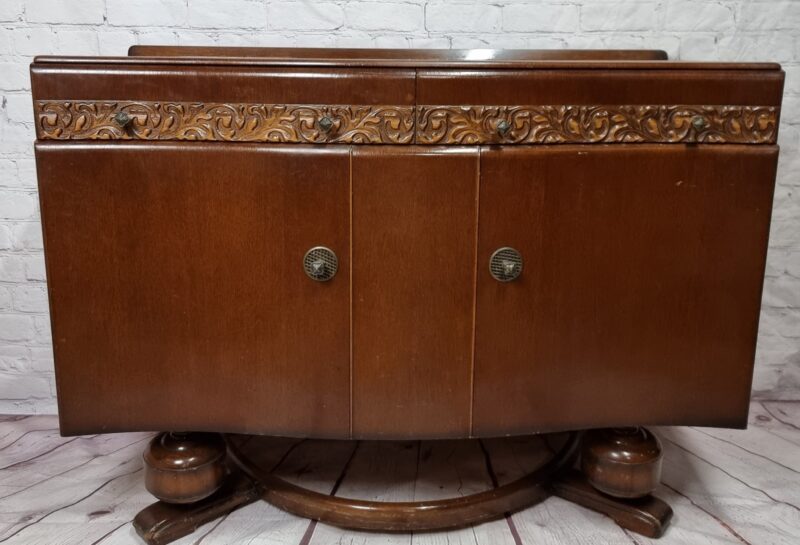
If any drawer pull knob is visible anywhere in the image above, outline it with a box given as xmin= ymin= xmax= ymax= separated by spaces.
xmin=114 ymin=111 xmax=132 ymax=127
xmin=691 ymin=115 xmax=708 ymax=131
xmin=496 ymin=119 xmax=512 ymax=136
xmin=318 ymin=116 xmax=334 ymax=133
xmin=303 ymin=246 xmax=338 ymax=281
xmin=490 ymin=247 xmax=523 ymax=282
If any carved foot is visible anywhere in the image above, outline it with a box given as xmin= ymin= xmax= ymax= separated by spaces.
xmin=550 ymin=427 xmax=673 ymax=538
xmin=133 ymin=470 xmax=261 ymax=545
xmin=134 ymin=432 xmax=260 ymax=545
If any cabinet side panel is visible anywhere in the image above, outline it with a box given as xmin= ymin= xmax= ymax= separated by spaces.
xmin=473 ymin=145 xmax=777 ymax=436
xmin=352 ymin=147 xmax=478 ymax=439
xmin=37 ymin=143 xmax=351 ymax=437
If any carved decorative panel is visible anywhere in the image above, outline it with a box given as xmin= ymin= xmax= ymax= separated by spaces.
xmin=35 ymin=101 xmax=415 ymax=144
xmin=416 ymin=105 xmax=779 ymax=145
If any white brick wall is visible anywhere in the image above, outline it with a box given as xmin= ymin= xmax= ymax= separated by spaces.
xmin=0 ymin=0 xmax=798 ymax=414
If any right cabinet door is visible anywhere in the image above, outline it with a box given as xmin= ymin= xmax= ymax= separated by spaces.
xmin=473 ymin=145 xmax=777 ymax=436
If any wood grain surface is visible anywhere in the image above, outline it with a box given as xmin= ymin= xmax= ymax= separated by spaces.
xmin=351 ymin=147 xmax=479 ymax=439
xmin=36 ymin=143 xmax=352 ymax=437
xmin=473 ymin=145 xmax=778 ymax=436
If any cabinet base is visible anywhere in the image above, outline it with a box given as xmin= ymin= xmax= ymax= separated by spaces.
xmin=133 ymin=429 xmax=672 ymax=544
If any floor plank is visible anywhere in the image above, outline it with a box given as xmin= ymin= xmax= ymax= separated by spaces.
xmin=0 ymin=403 xmax=797 ymax=544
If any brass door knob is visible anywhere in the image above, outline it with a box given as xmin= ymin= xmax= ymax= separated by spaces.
xmin=489 ymin=247 xmax=523 ymax=282
xmin=303 ymin=247 xmax=338 ymax=281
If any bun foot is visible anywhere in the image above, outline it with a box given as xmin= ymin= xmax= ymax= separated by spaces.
xmin=581 ymin=427 xmax=663 ymax=499
xmin=143 ymin=432 xmax=228 ymax=504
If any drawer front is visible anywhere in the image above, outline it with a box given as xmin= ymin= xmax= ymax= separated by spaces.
xmin=37 ymin=143 xmax=352 ymax=437
xmin=472 ymin=145 xmax=777 ymax=436
xmin=416 ymin=69 xmax=782 ymax=145
xmin=32 ymin=64 xmax=415 ymax=144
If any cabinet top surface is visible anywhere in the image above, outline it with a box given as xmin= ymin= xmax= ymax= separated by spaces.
xmin=32 ymin=46 xmax=781 ymax=71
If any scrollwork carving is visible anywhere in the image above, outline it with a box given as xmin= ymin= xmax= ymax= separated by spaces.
xmin=35 ymin=101 xmax=415 ymax=144
xmin=416 ymin=105 xmax=778 ymax=145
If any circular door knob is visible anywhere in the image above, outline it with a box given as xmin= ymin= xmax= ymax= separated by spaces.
xmin=489 ymin=247 xmax=523 ymax=282
xmin=318 ymin=116 xmax=334 ymax=133
xmin=303 ymin=246 xmax=338 ymax=281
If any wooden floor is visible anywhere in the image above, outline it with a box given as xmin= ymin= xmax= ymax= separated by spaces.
xmin=0 ymin=402 xmax=798 ymax=545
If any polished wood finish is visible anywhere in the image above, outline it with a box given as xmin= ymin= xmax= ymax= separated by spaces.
xmin=128 ymin=46 xmax=669 ymax=62
xmin=550 ymin=469 xmax=673 ymax=539
xmin=351 ymin=147 xmax=478 ymax=438
xmin=473 ymin=145 xmax=777 ymax=436
xmin=36 ymin=143 xmax=351 ymax=437
xmin=134 ymin=470 xmax=261 ymax=545
xmin=581 ymin=427 xmax=663 ymax=499
xmin=33 ymin=48 xmax=783 ymax=441
xmin=143 ymin=432 xmax=227 ymax=504
xmin=223 ymin=432 xmax=580 ymax=531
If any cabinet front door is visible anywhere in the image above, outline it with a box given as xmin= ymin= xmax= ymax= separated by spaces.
xmin=473 ymin=145 xmax=777 ymax=436
xmin=37 ymin=143 xmax=351 ymax=437
xmin=352 ymin=147 xmax=478 ymax=439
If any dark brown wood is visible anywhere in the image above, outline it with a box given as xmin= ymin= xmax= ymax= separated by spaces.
xmin=581 ymin=427 xmax=663 ymax=499
xmin=134 ymin=470 xmax=261 ymax=545
xmin=417 ymin=68 xmax=784 ymax=106
xmin=127 ymin=46 xmax=669 ymax=62
xmin=143 ymin=432 xmax=228 ymax=504
xmin=32 ymin=48 xmax=782 ymax=445
xmin=226 ymin=432 xmax=580 ymax=531
xmin=36 ymin=143 xmax=351 ymax=437
xmin=473 ymin=145 xmax=777 ymax=436
xmin=351 ymin=147 xmax=478 ymax=439
xmin=550 ymin=469 xmax=673 ymax=538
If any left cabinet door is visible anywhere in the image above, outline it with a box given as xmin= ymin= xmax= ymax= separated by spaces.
xmin=36 ymin=143 xmax=351 ymax=437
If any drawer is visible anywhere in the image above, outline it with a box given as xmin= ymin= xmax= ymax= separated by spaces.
xmin=416 ymin=68 xmax=783 ymax=145
xmin=31 ymin=62 xmax=415 ymax=144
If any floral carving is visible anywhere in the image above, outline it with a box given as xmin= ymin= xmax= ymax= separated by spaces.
xmin=34 ymin=102 xmax=778 ymax=145
xmin=416 ymin=105 xmax=778 ymax=145
xmin=35 ymin=101 xmax=415 ymax=144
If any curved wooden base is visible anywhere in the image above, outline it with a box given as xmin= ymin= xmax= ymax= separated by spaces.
xmin=228 ymin=432 xmax=580 ymax=532
xmin=133 ymin=428 xmax=673 ymax=544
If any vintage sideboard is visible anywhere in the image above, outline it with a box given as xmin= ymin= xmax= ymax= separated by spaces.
xmin=31 ymin=47 xmax=783 ymax=543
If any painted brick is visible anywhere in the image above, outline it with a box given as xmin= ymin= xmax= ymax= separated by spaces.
xmin=189 ymin=0 xmax=267 ymax=29
xmin=0 ymin=1 xmax=23 ymax=23
xmin=739 ymin=1 xmax=800 ymax=31
xmin=0 ymin=191 xmax=37 ymax=220
xmin=426 ymin=2 xmax=501 ymax=33
xmin=345 ymin=3 xmax=423 ymax=32
xmin=580 ymin=2 xmax=658 ymax=32
xmin=0 ymin=314 xmax=35 ymax=342
xmin=12 ymin=285 xmax=49 ymax=312
xmin=503 ymin=4 xmax=579 ymax=33
xmin=0 ymin=255 xmax=26 ymax=282
xmin=0 ymin=62 xmax=30 ymax=91
xmin=107 ymin=0 xmax=187 ymax=27
xmin=268 ymin=2 xmax=344 ymax=31
xmin=665 ymin=2 xmax=735 ymax=32
xmin=25 ymin=0 xmax=105 ymax=25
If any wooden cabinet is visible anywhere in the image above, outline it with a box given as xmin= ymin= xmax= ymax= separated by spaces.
xmin=32 ymin=47 xmax=784 ymax=439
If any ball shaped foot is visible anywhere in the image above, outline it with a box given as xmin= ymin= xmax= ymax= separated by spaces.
xmin=143 ymin=432 xmax=227 ymax=504
xmin=581 ymin=427 xmax=662 ymax=499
